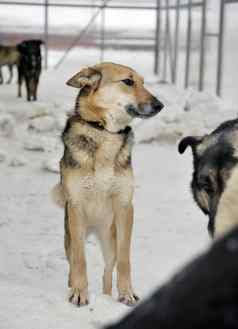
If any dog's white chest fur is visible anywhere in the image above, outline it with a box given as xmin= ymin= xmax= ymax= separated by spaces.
xmin=66 ymin=167 xmax=133 ymax=227
xmin=63 ymin=131 xmax=134 ymax=228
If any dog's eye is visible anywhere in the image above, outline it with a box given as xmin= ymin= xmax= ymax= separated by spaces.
xmin=122 ymin=79 xmax=134 ymax=86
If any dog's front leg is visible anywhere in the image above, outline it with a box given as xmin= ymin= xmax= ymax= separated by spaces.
xmin=67 ymin=202 xmax=89 ymax=306
xmin=113 ymin=201 xmax=139 ymax=306
xmin=99 ymin=223 xmax=117 ymax=296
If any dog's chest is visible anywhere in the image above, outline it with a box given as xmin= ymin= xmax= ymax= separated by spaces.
xmin=63 ymin=122 xmax=134 ymax=218
xmin=68 ymin=137 xmax=130 ymax=195
xmin=65 ymin=138 xmax=133 ymax=207
xmin=66 ymin=165 xmax=133 ymax=226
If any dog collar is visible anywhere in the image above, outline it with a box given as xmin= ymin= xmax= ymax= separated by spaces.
xmin=77 ymin=115 xmax=131 ymax=135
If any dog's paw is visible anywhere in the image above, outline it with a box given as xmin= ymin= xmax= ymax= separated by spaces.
xmin=118 ymin=292 xmax=139 ymax=306
xmin=69 ymin=287 xmax=89 ymax=306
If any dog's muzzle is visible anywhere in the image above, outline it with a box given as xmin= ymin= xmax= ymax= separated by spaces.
xmin=126 ymin=97 xmax=164 ymax=119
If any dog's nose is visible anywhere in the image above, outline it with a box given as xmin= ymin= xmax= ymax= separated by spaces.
xmin=151 ymin=97 xmax=164 ymax=113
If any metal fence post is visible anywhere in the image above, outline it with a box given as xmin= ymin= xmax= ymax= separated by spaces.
xmin=217 ymin=0 xmax=225 ymax=96
xmin=162 ymin=0 xmax=169 ymax=81
xmin=44 ymin=0 xmax=49 ymax=70
xmin=199 ymin=0 xmax=207 ymax=91
xmin=167 ymin=5 xmax=174 ymax=81
xmin=173 ymin=0 xmax=181 ymax=83
xmin=154 ymin=0 xmax=161 ymax=74
xmin=100 ymin=1 xmax=105 ymax=62
xmin=185 ymin=0 xmax=192 ymax=88
xmin=54 ymin=0 xmax=111 ymax=69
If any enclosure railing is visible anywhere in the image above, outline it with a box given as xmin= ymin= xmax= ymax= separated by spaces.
xmin=0 ymin=0 xmax=237 ymax=97
xmin=154 ymin=0 xmax=238 ymax=96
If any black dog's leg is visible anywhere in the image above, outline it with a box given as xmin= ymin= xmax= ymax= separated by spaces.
xmin=26 ymin=78 xmax=31 ymax=101
xmin=33 ymin=78 xmax=39 ymax=101
xmin=17 ymin=66 xmax=23 ymax=98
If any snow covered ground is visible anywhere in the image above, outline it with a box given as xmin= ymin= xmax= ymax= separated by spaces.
xmin=0 ymin=48 xmax=238 ymax=329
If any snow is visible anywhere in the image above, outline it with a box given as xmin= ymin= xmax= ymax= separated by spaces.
xmin=0 ymin=48 xmax=237 ymax=329
xmin=29 ymin=115 xmax=57 ymax=133
xmin=9 ymin=155 xmax=28 ymax=167
xmin=0 ymin=150 xmax=6 ymax=162
xmin=0 ymin=113 xmax=15 ymax=137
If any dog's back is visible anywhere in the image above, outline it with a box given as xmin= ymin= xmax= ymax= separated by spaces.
xmin=0 ymin=45 xmax=20 ymax=66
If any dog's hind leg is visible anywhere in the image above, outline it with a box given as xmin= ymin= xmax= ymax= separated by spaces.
xmin=7 ymin=65 xmax=13 ymax=84
xmin=17 ymin=66 xmax=22 ymax=97
xmin=26 ymin=79 xmax=31 ymax=101
xmin=0 ymin=67 xmax=3 ymax=84
xmin=33 ymin=77 xmax=39 ymax=101
xmin=99 ymin=223 xmax=117 ymax=296
xmin=113 ymin=201 xmax=139 ymax=306
xmin=67 ymin=202 xmax=89 ymax=306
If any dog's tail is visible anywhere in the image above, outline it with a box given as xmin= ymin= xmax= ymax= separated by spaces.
xmin=51 ymin=183 xmax=66 ymax=208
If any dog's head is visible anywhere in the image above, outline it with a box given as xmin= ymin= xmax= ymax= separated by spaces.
xmin=178 ymin=121 xmax=238 ymax=238
xmin=66 ymin=62 xmax=164 ymax=133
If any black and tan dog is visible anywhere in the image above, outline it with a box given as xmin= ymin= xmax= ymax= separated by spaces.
xmin=178 ymin=118 xmax=238 ymax=238
xmin=0 ymin=45 xmax=20 ymax=84
xmin=52 ymin=62 xmax=164 ymax=306
xmin=17 ymin=39 xmax=43 ymax=101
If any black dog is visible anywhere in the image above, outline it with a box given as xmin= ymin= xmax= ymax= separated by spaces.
xmin=17 ymin=40 xmax=43 ymax=101
xmin=105 ymin=227 xmax=238 ymax=329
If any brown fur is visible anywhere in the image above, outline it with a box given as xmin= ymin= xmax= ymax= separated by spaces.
xmin=52 ymin=62 xmax=164 ymax=306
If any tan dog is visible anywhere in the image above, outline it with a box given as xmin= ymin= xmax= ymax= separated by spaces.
xmin=53 ymin=62 xmax=164 ymax=306
xmin=0 ymin=45 xmax=20 ymax=84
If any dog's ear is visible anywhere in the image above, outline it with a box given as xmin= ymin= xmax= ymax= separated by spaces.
xmin=66 ymin=67 xmax=102 ymax=90
xmin=36 ymin=40 xmax=44 ymax=46
xmin=178 ymin=136 xmax=203 ymax=154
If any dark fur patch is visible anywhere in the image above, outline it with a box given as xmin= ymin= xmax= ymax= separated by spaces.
xmin=62 ymin=148 xmax=81 ymax=168
xmin=72 ymin=135 xmax=97 ymax=155
xmin=115 ymin=127 xmax=133 ymax=170
xmin=62 ymin=116 xmax=98 ymax=169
